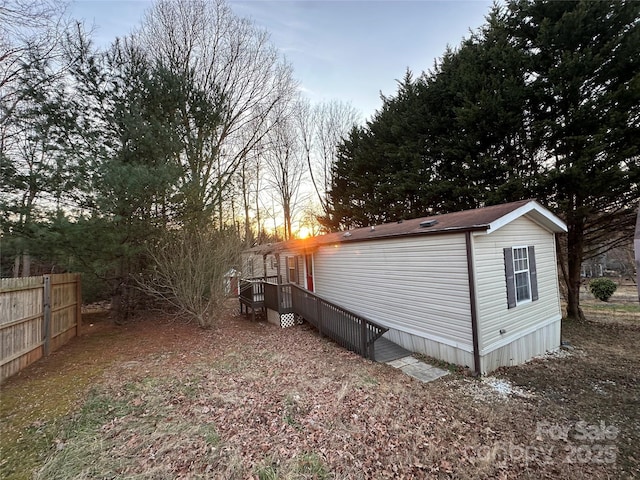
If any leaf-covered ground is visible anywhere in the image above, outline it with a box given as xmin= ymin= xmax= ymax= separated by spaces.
xmin=1 ymin=299 xmax=638 ymax=479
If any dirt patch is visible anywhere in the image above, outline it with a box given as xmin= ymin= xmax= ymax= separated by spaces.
xmin=494 ymin=318 xmax=639 ymax=478
xmin=1 ymin=300 xmax=638 ymax=479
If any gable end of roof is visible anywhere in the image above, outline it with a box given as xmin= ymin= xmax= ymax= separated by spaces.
xmin=486 ymin=200 xmax=567 ymax=234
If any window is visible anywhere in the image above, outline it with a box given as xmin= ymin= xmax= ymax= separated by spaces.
xmin=513 ymin=247 xmax=531 ymax=303
xmin=504 ymin=246 xmax=538 ymax=309
xmin=287 ymin=256 xmax=297 ymax=284
xmin=247 ymin=257 xmax=254 ymax=277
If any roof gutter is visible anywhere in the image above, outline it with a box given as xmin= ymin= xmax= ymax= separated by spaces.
xmin=265 ymin=225 xmax=490 ymax=254
xmin=465 ymin=231 xmax=481 ymax=376
xmin=333 ymin=224 xmax=489 ymax=243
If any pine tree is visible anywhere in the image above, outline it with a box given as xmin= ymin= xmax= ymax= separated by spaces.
xmin=328 ymin=0 xmax=639 ymax=320
xmin=507 ymin=0 xmax=640 ymax=320
xmin=327 ymin=71 xmax=435 ymax=228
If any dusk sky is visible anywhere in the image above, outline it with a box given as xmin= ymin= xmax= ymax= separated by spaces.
xmin=69 ymin=0 xmax=494 ymax=121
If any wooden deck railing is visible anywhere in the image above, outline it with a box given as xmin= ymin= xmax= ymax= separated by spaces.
xmin=244 ymin=275 xmax=278 ymax=284
xmin=264 ymin=282 xmax=294 ymax=313
xmin=263 ymin=282 xmax=276 ymax=310
xmin=245 ymin=280 xmax=388 ymax=361
xmin=289 ymin=284 xmax=387 ymax=361
xmin=239 ymin=279 xmax=265 ymax=303
xmin=239 ymin=279 xmax=270 ymax=321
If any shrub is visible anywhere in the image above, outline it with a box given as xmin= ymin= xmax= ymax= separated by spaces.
xmin=141 ymin=227 xmax=242 ymax=328
xmin=588 ymin=278 xmax=617 ymax=302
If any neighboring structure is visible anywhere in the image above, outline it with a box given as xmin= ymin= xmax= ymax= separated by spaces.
xmin=241 ymin=200 xmax=567 ymax=374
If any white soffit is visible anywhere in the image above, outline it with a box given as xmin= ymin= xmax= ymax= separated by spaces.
xmin=485 ymin=200 xmax=568 ymax=235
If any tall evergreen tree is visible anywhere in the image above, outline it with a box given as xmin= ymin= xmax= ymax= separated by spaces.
xmin=507 ymin=0 xmax=640 ymax=320
xmin=327 ymin=7 xmax=541 ymax=228
xmin=54 ymin=30 xmax=207 ymax=316
xmin=328 ymin=0 xmax=639 ymax=319
xmin=0 ymin=40 xmax=74 ymax=276
xmin=328 ymin=71 xmax=434 ymax=229
xmin=3 ymin=27 xmax=192 ymax=310
xmin=424 ymin=8 xmax=542 ymax=212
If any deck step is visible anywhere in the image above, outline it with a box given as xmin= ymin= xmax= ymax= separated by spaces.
xmin=374 ymin=337 xmax=412 ymax=363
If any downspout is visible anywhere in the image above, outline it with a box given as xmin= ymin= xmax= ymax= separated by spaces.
xmin=262 ymin=254 xmax=268 ymax=281
xmin=275 ymin=252 xmax=282 ymax=313
xmin=465 ymin=231 xmax=481 ymax=376
xmin=275 ymin=252 xmax=281 ymax=284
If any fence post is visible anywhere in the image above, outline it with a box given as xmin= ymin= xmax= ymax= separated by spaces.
xmin=75 ymin=273 xmax=82 ymax=335
xmin=276 ymin=284 xmax=282 ymax=313
xmin=43 ymin=275 xmax=51 ymax=356
xmin=316 ymin=297 xmax=323 ymax=338
xmin=360 ymin=318 xmax=367 ymax=358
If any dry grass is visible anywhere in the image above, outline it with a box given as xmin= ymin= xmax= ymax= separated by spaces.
xmin=578 ymin=283 xmax=640 ymax=326
xmin=1 ymin=300 xmax=638 ymax=479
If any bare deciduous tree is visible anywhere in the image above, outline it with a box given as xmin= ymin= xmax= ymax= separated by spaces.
xmin=137 ymin=0 xmax=298 ymax=228
xmin=264 ymin=106 xmax=307 ymax=240
xmin=297 ymin=99 xmax=359 ymax=216
xmin=232 ymin=119 xmax=265 ymax=245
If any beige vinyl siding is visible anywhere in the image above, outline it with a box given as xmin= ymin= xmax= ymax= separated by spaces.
xmin=278 ymin=250 xmax=303 ymax=285
xmin=279 ymin=253 xmax=288 ymax=284
xmin=313 ymin=234 xmax=473 ymax=351
xmin=265 ymin=254 xmax=278 ymax=278
xmin=241 ymin=253 xmax=278 ymax=278
xmin=278 ymin=253 xmax=287 ymax=284
xmin=241 ymin=253 xmax=257 ymax=278
xmin=473 ymin=216 xmax=562 ymax=355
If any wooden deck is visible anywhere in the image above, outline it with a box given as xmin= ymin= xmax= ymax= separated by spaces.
xmin=373 ymin=337 xmax=412 ymax=363
xmin=239 ymin=280 xmax=266 ymax=321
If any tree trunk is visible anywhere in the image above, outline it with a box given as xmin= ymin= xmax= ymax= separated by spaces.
xmin=111 ymin=249 xmax=129 ymax=324
xmin=564 ymin=219 xmax=586 ymax=321
xmin=13 ymin=255 xmax=21 ymax=277
xmin=284 ymin=201 xmax=291 ymax=240
xmin=255 ymin=161 xmax=262 ymax=242
xmin=218 ymin=196 xmax=223 ymax=230
xmin=22 ymin=253 xmax=31 ymax=277
xmin=241 ymin=163 xmax=252 ymax=244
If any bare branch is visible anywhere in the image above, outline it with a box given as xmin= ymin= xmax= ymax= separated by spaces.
xmin=139 ymin=228 xmax=242 ymax=327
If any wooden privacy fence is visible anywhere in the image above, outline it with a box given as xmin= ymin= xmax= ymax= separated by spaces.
xmin=0 ymin=273 xmax=81 ymax=383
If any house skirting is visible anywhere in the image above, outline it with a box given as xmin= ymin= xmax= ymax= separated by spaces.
xmin=381 ymin=318 xmax=560 ymax=374
xmin=266 ymin=308 xmax=302 ymax=328
xmin=479 ymin=318 xmax=561 ymax=374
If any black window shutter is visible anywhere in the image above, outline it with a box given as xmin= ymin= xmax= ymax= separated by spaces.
xmin=528 ymin=245 xmax=538 ymax=301
xmin=504 ymin=247 xmax=516 ymax=309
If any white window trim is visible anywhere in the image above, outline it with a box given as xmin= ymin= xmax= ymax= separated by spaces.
xmin=512 ymin=246 xmax=532 ymax=305
xmin=287 ymin=256 xmax=297 ymax=284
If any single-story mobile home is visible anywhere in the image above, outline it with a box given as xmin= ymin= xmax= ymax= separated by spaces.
xmin=241 ymin=199 xmax=567 ymax=374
